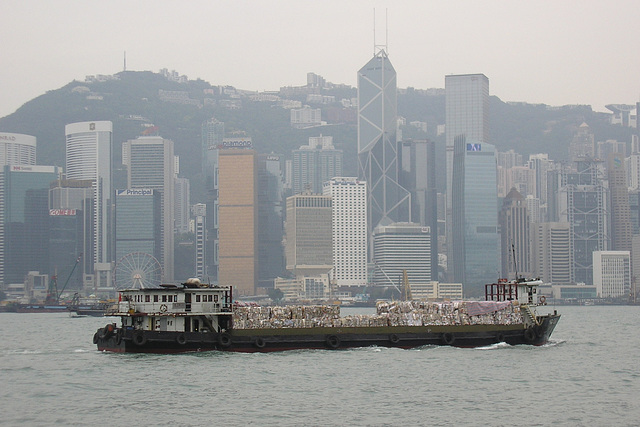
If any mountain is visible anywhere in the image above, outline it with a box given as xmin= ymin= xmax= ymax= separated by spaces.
xmin=0 ymin=71 xmax=635 ymax=200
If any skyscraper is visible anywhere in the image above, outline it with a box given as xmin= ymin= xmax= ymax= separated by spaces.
xmin=452 ymin=139 xmax=499 ymax=295
xmin=201 ymin=118 xmax=224 ymax=280
xmin=65 ymin=121 xmax=113 ymax=267
xmin=445 ymin=74 xmax=489 ymax=281
xmin=499 ymin=188 xmax=531 ymax=279
xmin=291 ymin=135 xmax=342 ymax=195
xmin=323 ymin=177 xmax=367 ymax=286
xmin=218 ymin=147 xmax=257 ymax=295
xmin=357 ymin=50 xmax=410 ymax=236
xmin=608 ymin=154 xmax=632 ymax=252
xmin=0 ymin=132 xmax=37 ymax=166
xmin=531 ymin=222 xmax=572 ymax=284
xmin=122 ymin=136 xmax=175 ymax=282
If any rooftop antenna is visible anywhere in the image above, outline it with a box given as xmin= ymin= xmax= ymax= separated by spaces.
xmin=373 ymin=8 xmax=389 ymax=56
xmin=123 ymin=51 xmax=127 ymax=72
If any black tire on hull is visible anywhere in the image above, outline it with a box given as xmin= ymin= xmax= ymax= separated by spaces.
xmin=218 ymin=332 xmax=232 ymax=348
xmin=176 ymin=333 xmax=187 ymax=345
xmin=442 ymin=332 xmax=455 ymax=345
xmin=389 ymin=334 xmax=400 ymax=344
xmin=496 ymin=332 xmax=505 ymax=343
xmin=524 ymin=327 xmax=536 ymax=342
xmin=254 ymin=337 xmax=266 ymax=349
xmin=133 ymin=331 xmax=147 ymax=346
xmin=326 ymin=335 xmax=340 ymax=349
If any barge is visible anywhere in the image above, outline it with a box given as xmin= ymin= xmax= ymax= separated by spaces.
xmin=94 ymin=278 xmax=560 ymax=353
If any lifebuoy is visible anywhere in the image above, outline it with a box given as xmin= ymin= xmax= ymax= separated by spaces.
xmin=218 ymin=332 xmax=232 ymax=348
xmin=102 ymin=324 xmax=114 ymax=339
xmin=524 ymin=327 xmax=536 ymax=342
xmin=133 ymin=331 xmax=147 ymax=346
xmin=159 ymin=304 xmax=168 ymax=313
xmin=254 ymin=337 xmax=266 ymax=348
xmin=389 ymin=334 xmax=400 ymax=344
xmin=93 ymin=332 xmax=99 ymax=344
xmin=442 ymin=332 xmax=455 ymax=345
xmin=326 ymin=335 xmax=340 ymax=349
xmin=176 ymin=333 xmax=187 ymax=345
xmin=539 ymin=296 xmax=546 ymax=304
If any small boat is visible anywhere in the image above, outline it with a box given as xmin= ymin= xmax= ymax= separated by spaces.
xmin=94 ymin=277 xmax=560 ymax=353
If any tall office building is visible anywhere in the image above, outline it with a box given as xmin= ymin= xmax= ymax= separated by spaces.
xmin=452 ymin=139 xmax=499 ymax=295
xmin=201 ymin=118 xmax=225 ymax=280
xmin=569 ymin=122 xmax=595 ymax=162
xmin=284 ymin=191 xmax=333 ymax=277
xmin=557 ymin=160 xmax=609 ymax=284
xmin=372 ymin=222 xmax=431 ymax=287
xmin=291 ymin=135 xmax=342 ymax=195
xmin=357 ymin=50 xmax=410 ymax=236
xmin=531 ymin=222 xmax=572 ymax=284
xmin=174 ymin=176 xmax=190 ymax=234
xmin=192 ymin=203 xmax=207 ymax=279
xmin=257 ymin=154 xmax=285 ymax=289
xmin=218 ymin=147 xmax=257 ymax=295
xmin=0 ymin=165 xmax=62 ymax=284
xmin=527 ymin=153 xmax=552 ymax=205
xmin=122 ymin=136 xmax=175 ymax=282
xmin=608 ymin=154 xmax=632 ymax=252
xmin=0 ymin=132 xmax=37 ymax=166
xmin=398 ymin=139 xmax=438 ymax=280
xmin=323 ymin=177 xmax=367 ymax=286
xmin=65 ymin=121 xmax=113 ymax=268
xmin=499 ymin=188 xmax=531 ymax=279
xmin=445 ymin=74 xmax=490 ymax=281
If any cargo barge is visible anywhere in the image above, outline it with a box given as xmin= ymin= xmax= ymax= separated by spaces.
xmin=94 ymin=278 xmax=560 ymax=353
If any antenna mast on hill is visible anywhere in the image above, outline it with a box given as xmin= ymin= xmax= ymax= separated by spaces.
xmin=124 ymin=51 xmax=127 ymax=72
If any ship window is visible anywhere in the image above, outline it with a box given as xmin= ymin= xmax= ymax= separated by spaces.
xmin=196 ymin=295 xmax=201 ymax=302
xmin=168 ymin=295 xmax=173 ymax=302
xmin=154 ymin=295 xmax=159 ymax=302
xmin=174 ymin=294 xmax=178 ymax=302
xmin=145 ymin=295 xmax=150 ymax=302
xmin=214 ymin=295 xmax=218 ymax=302
xmin=162 ymin=295 xmax=167 ymax=302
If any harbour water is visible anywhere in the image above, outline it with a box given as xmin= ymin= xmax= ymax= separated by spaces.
xmin=1 ymin=305 xmax=639 ymax=426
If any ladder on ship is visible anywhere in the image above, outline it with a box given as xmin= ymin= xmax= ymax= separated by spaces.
xmin=521 ymin=304 xmax=539 ymax=326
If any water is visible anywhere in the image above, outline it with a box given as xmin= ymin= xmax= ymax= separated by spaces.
xmin=1 ymin=306 xmax=639 ymax=426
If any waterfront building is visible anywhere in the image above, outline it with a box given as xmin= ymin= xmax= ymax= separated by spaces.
xmin=499 ymin=188 xmax=531 ymax=279
xmin=445 ymin=74 xmax=490 ymax=282
xmin=531 ymin=222 xmax=572 ymax=284
xmin=284 ymin=191 xmax=332 ymax=279
xmin=357 ymin=49 xmax=410 ymax=237
xmin=451 ymin=139 xmax=500 ymax=295
xmin=372 ymin=222 xmax=431 ymax=287
xmin=0 ymin=132 xmax=36 ymax=166
xmin=291 ymin=135 xmax=342 ymax=195
xmin=122 ymin=136 xmax=175 ymax=282
xmin=323 ymin=177 xmax=367 ymax=286
xmin=593 ymin=251 xmax=631 ymax=298
xmin=217 ymin=147 xmax=257 ymax=295
xmin=65 ymin=121 xmax=113 ymax=268
xmin=0 ymin=165 xmax=62 ymax=285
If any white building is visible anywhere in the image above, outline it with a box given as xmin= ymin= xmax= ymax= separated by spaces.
xmin=0 ymin=132 xmax=36 ymax=166
xmin=291 ymin=106 xmax=322 ymax=129
xmin=65 ymin=121 xmax=113 ymax=266
xmin=592 ymin=251 xmax=631 ymax=298
xmin=323 ymin=177 xmax=367 ymax=286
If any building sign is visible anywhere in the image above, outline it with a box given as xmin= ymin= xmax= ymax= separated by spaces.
xmin=217 ymin=138 xmax=253 ymax=149
xmin=50 ymin=209 xmax=77 ymax=216
xmin=116 ymin=189 xmax=153 ymax=196
xmin=467 ymin=143 xmax=481 ymax=151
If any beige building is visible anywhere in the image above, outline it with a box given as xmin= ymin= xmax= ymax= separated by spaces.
xmin=217 ymin=149 xmax=257 ymax=295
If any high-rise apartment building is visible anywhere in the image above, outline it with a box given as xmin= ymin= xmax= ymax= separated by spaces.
xmin=291 ymin=135 xmax=342 ymax=195
xmin=358 ymin=50 xmax=410 ymax=236
xmin=122 ymin=136 xmax=175 ymax=282
xmin=445 ymin=74 xmax=490 ymax=281
xmin=174 ymin=176 xmax=190 ymax=234
xmin=192 ymin=203 xmax=206 ymax=279
xmin=499 ymin=188 xmax=531 ymax=279
xmin=372 ymin=222 xmax=431 ymax=287
xmin=0 ymin=132 xmax=36 ymax=166
xmin=569 ymin=122 xmax=595 ymax=162
xmin=608 ymin=154 xmax=632 ymax=252
xmin=65 ymin=121 xmax=113 ymax=267
xmin=451 ymin=140 xmax=499 ymax=295
xmin=218 ymin=147 xmax=257 ymax=295
xmin=323 ymin=177 xmax=367 ymax=286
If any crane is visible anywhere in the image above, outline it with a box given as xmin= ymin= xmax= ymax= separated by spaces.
xmin=46 ymin=254 xmax=82 ymax=305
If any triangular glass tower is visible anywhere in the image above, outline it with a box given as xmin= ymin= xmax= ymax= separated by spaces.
xmin=357 ymin=50 xmax=410 ymax=234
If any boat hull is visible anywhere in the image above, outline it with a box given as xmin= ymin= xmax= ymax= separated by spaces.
xmin=96 ymin=313 xmax=560 ymax=354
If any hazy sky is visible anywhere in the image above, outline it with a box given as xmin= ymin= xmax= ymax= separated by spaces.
xmin=1 ymin=1 xmax=639 ymax=118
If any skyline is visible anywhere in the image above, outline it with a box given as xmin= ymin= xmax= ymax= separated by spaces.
xmin=2 ymin=1 xmax=640 ymax=118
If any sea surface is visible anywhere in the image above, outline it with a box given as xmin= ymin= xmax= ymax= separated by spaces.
xmin=1 ymin=305 xmax=639 ymax=426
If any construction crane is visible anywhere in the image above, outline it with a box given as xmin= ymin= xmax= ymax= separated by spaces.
xmin=402 ymin=270 xmax=412 ymax=301
xmin=45 ymin=254 xmax=82 ymax=305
